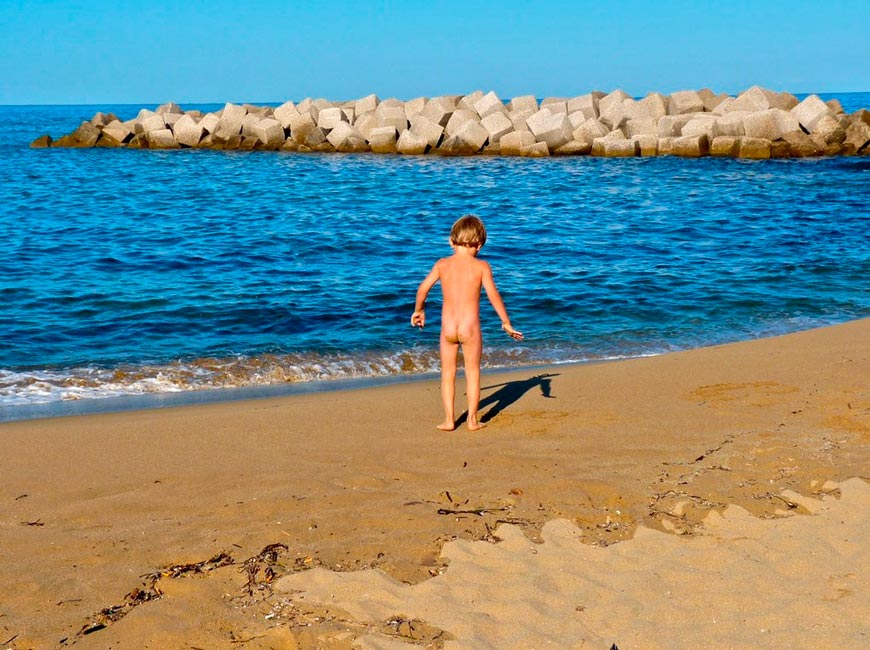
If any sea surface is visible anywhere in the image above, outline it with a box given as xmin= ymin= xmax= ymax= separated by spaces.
xmin=1 ymin=93 xmax=869 ymax=419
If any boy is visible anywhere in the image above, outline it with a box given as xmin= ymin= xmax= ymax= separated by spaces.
xmin=411 ymin=215 xmax=523 ymax=431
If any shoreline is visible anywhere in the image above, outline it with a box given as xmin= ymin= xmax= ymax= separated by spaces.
xmin=2 ymin=317 xmax=868 ymax=648
xmin=0 ymin=316 xmax=857 ymax=423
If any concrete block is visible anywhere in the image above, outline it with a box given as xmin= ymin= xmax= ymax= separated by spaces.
xmin=156 ymin=102 xmax=183 ymax=115
xmin=146 ymin=128 xmax=180 ymax=149
xmin=573 ymin=118 xmax=609 ymax=142
xmin=770 ymin=140 xmax=791 ymax=158
xmin=657 ymin=115 xmax=692 ymax=137
xmin=219 ymin=103 xmax=247 ymax=135
xmin=367 ymin=126 xmax=398 ymax=153
xmin=124 ymin=134 xmax=148 ymax=149
xmin=409 ymin=114 xmax=444 ymax=148
xmin=791 ymin=94 xmax=832 ymax=132
xmin=741 ymin=109 xmax=782 ymax=140
xmin=199 ymin=113 xmax=221 ymax=134
xmin=681 ymin=116 xmax=719 ymax=140
xmin=845 ymin=120 xmax=870 ymax=153
xmin=341 ymin=107 xmax=355 ymax=123
xmin=102 ymin=120 xmax=132 ymax=144
xmin=541 ymin=97 xmax=568 ymax=114
xmin=137 ymin=114 xmax=166 ymax=134
xmin=634 ymin=134 xmax=658 ymax=156
xmin=296 ymin=98 xmax=313 ymax=115
xmin=599 ymin=97 xmax=629 ymax=130
xmin=598 ymin=89 xmax=631 ymax=117
xmin=239 ymin=136 xmax=259 ymax=151
xmin=317 ymin=107 xmax=348 ymax=130
xmin=163 ymin=112 xmax=183 ymax=127
xmin=770 ymin=91 xmax=799 ymax=111
xmin=457 ymin=90 xmax=485 ymax=111
xmin=354 ymin=93 xmax=379 ymax=115
xmin=481 ymin=142 xmax=501 ymax=156
xmin=445 ymin=109 xmax=479 ymax=136
xmin=420 ymin=98 xmax=453 ymax=127
xmin=474 ymin=91 xmax=505 ymax=118
xmin=310 ymin=98 xmax=334 ymax=120
xmin=499 ymin=130 xmax=536 ymax=156
xmin=405 ymin=96 xmax=428 ymax=119
xmin=603 ymin=129 xmax=627 ymax=140
xmin=626 ymin=118 xmax=657 ymax=137
xmin=636 ymin=93 xmax=668 ymax=120
xmin=712 ymin=97 xmax=735 ymax=115
xmin=136 ymin=108 xmax=156 ymax=122
xmin=715 ymin=112 xmax=747 ymax=137
xmin=826 ymin=98 xmax=845 ymax=114
xmin=508 ymin=95 xmax=538 ymax=113
xmin=508 ymin=108 xmax=534 ymax=132
xmin=568 ymin=111 xmax=587 ymax=129
xmin=326 ymin=122 xmax=368 ymax=152
xmin=727 ymin=86 xmax=772 ymax=113
xmin=454 ymin=119 xmax=490 ymax=151
xmin=30 ymin=134 xmax=52 ymax=148
xmin=812 ymin=115 xmax=846 ymax=145
xmin=703 ymin=91 xmax=730 ymax=112
xmin=672 ymin=134 xmax=709 ymax=157
xmin=668 ymin=90 xmax=705 ymax=115
xmin=377 ymin=104 xmax=408 ymax=132
xmin=566 ymin=94 xmax=598 ymax=120
xmin=173 ymin=114 xmax=205 ymax=147
xmin=480 ymin=112 xmax=514 ymax=144
xmin=95 ymin=131 xmax=123 ymax=148
xmin=304 ymin=127 xmax=328 ymax=147
xmin=554 ymin=140 xmax=592 ymax=156
xmin=782 ymin=130 xmax=823 ymax=157
xmin=710 ymin=135 xmax=739 ymax=156
xmin=737 ymin=136 xmax=771 ymax=159
xmin=521 ymin=141 xmax=550 ymax=157
xmin=273 ymin=101 xmax=300 ymax=129
xmin=526 ymin=109 xmax=573 ymax=149
xmin=252 ymin=117 xmax=285 ymax=149
xmin=352 ymin=112 xmax=378 ymax=140
xmin=592 ymin=138 xmax=638 ymax=157
xmin=396 ymin=130 xmax=428 ymax=155
xmin=280 ymin=139 xmax=298 ymax=152
xmin=657 ymin=137 xmax=675 ymax=155
xmin=289 ymin=113 xmax=316 ymax=143
xmin=770 ymin=108 xmax=800 ymax=137
xmin=240 ymin=113 xmax=260 ymax=137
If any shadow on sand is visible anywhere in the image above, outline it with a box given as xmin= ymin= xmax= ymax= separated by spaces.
xmin=457 ymin=372 xmax=559 ymax=426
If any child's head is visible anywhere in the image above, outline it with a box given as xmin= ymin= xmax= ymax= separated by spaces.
xmin=450 ymin=214 xmax=487 ymax=249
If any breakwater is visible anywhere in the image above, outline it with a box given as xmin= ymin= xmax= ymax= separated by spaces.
xmin=30 ymin=86 xmax=870 ymax=159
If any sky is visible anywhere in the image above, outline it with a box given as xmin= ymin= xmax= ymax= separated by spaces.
xmin=1 ymin=0 xmax=869 ymax=105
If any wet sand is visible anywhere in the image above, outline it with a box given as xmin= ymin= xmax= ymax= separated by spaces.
xmin=1 ymin=319 xmax=868 ymax=649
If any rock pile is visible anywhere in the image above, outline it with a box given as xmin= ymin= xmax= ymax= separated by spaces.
xmin=32 ymin=86 xmax=870 ymax=158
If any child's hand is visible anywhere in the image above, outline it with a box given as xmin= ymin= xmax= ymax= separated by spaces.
xmin=502 ymin=323 xmax=523 ymax=340
xmin=411 ymin=309 xmax=425 ymax=329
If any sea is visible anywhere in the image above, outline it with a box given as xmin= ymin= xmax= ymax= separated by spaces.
xmin=1 ymin=93 xmax=869 ymax=421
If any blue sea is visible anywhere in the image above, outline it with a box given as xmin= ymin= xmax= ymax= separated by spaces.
xmin=1 ymin=93 xmax=869 ymax=420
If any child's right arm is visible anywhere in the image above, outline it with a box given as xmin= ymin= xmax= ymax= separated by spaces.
xmin=411 ymin=263 xmax=440 ymax=329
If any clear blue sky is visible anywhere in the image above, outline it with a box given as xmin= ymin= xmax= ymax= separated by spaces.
xmin=2 ymin=0 xmax=868 ymax=105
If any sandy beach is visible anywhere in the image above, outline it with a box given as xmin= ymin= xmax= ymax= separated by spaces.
xmin=1 ymin=318 xmax=868 ymax=649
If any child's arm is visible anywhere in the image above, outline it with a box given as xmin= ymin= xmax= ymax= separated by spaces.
xmin=411 ymin=263 xmax=440 ymax=329
xmin=481 ymin=262 xmax=523 ymax=340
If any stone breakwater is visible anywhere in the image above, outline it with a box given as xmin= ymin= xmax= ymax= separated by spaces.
xmin=31 ymin=86 xmax=870 ymax=159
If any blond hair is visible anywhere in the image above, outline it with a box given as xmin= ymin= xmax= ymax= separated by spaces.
xmin=450 ymin=214 xmax=487 ymax=248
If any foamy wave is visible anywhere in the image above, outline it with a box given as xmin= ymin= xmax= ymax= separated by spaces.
xmin=0 ymin=348 xmax=523 ymax=406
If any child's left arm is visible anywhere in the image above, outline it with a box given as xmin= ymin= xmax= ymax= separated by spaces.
xmin=481 ymin=262 xmax=523 ymax=340
xmin=411 ymin=264 xmax=440 ymax=329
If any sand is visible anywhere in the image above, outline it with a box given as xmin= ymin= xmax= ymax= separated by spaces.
xmin=1 ymin=318 xmax=868 ymax=649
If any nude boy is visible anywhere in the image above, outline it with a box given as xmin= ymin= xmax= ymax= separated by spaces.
xmin=411 ymin=215 xmax=523 ymax=431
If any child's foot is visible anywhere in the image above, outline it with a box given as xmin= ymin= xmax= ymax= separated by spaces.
xmin=436 ymin=421 xmax=456 ymax=431
xmin=467 ymin=420 xmax=487 ymax=431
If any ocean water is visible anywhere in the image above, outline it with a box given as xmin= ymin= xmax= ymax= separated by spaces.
xmin=1 ymin=94 xmax=869 ymax=418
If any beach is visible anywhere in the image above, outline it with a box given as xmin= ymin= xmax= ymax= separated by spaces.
xmin=1 ymin=318 xmax=867 ymax=649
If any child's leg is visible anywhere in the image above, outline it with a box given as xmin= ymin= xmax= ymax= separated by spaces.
xmin=438 ymin=335 xmax=459 ymax=431
xmin=462 ymin=332 xmax=484 ymax=430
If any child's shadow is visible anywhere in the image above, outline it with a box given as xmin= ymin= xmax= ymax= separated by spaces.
xmin=459 ymin=373 xmax=558 ymax=425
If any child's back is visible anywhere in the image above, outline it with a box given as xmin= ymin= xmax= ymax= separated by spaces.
xmin=436 ymin=250 xmax=487 ymax=344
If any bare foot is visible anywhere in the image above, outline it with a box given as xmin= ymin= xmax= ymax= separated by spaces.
xmin=467 ymin=420 xmax=487 ymax=431
xmin=436 ymin=421 xmax=456 ymax=431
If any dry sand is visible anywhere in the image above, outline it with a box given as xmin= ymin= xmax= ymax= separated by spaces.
xmin=1 ymin=318 xmax=868 ymax=649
